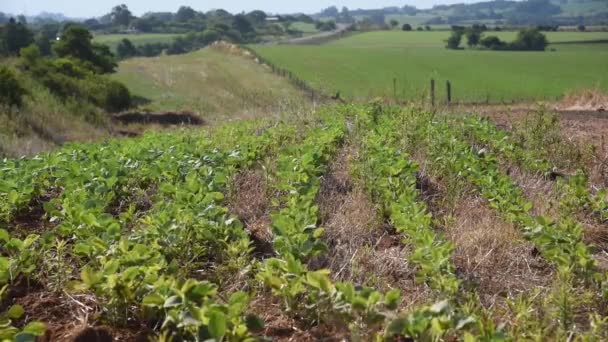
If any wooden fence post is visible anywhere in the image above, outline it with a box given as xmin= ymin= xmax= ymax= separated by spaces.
xmin=430 ymin=79 xmax=435 ymax=107
xmin=446 ymin=80 xmax=452 ymax=105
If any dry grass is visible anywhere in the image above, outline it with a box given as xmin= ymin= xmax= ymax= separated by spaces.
xmin=559 ymin=88 xmax=608 ymax=112
xmin=228 ymin=168 xmax=274 ymax=256
xmin=313 ymin=144 xmax=433 ymax=309
xmin=412 ymin=151 xmax=554 ymax=314
xmin=448 ymin=195 xmax=554 ymax=310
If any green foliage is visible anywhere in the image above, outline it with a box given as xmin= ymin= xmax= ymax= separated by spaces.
xmin=53 ymin=25 xmax=117 ymax=73
xmin=446 ymin=30 xmax=463 ymax=49
xmin=0 ymin=66 xmax=26 ymax=108
xmin=116 ymin=38 xmax=137 ymax=59
xmin=0 ymin=18 xmax=34 ymax=56
xmin=511 ymin=28 xmax=548 ymax=51
xmin=402 ymin=23 xmax=412 ymax=31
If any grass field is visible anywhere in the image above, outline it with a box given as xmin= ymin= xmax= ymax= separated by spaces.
xmin=289 ymin=21 xmax=319 ymax=34
xmin=253 ymin=31 xmax=608 ymax=102
xmin=93 ymin=33 xmax=182 ymax=52
xmin=112 ymin=48 xmax=308 ymax=121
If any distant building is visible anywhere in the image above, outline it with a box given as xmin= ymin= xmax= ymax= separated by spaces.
xmin=266 ymin=17 xmax=280 ymax=22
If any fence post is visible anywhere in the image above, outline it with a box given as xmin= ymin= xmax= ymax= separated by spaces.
xmin=430 ymin=79 xmax=435 ymax=107
xmin=446 ymin=80 xmax=452 ymax=105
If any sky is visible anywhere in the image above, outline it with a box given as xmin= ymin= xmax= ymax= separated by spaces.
xmin=1 ymin=0 xmax=488 ymax=18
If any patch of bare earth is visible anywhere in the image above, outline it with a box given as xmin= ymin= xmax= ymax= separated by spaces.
xmin=228 ymin=168 xmax=274 ymax=257
xmin=249 ymin=293 xmax=350 ymax=342
xmin=8 ymin=188 xmax=62 ymax=237
xmin=313 ymin=144 xmax=432 ymax=310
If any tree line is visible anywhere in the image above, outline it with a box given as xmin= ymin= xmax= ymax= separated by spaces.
xmin=1 ymin=19 xmax=131 ymax=114
xmin=446 ymin=25 xmax=549 ymax=51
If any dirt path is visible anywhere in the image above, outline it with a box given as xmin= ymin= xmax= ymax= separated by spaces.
xmin=274 ymin=24 xmax=352 ymax=45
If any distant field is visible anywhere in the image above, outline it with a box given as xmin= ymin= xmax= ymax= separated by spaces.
xmin=112 ymin=48 xmax=307 ymax=120
xmin=93 ymin=33 xmax=182 ymax=52
xmin=290 ymin=22 xmax=319 ymax=34
xmin=253 ymin=31 xmax=608 ymax=102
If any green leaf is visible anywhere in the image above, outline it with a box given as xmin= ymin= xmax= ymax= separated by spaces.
xmin=80 ymin=266 xmax=101 ymax=287
xmin=163 ymin=295 xmax=182 ymax=308
xmin=7 ymin=305 xmax=24 ymax=319
xmin=208 ymin=310 xmax=226 ymax=339
xmin=142 ymin=294 xmax=164 ymax=307
xmin=22 ymin=321 xmax=46 ymax=336
xmin=384 ymin=289 xmax=401 ymax=310
xmin=0 ymin=229 xmax=9 ymax=243
xmin=7 ymin=191 xmax=18 ymax=205
xmin=14 ymin=332 xmax=37 ymax=342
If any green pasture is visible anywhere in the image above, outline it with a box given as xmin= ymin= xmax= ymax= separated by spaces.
xmin=252 ymin=31 xmax=608 ymax=102
xmin=93 ymin=33 xmax=182 ymax=51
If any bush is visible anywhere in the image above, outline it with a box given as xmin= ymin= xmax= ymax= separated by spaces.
xmin=402 ymin=24 xmax=412 ymax=31
xmin=510 ymin=28 xmax=548 ymax=51
xmin=577 ymin=25 xmax=586 ymax=32
xmin=0 ymin=66 xmax=26 ymax=107
xmin=116 ymin=39 xmax=137 ymax=59
xmin=446 ymin=31 xmax=463 ymax=49
xmin=480 ymin=36 xmax=507 ymax=50
xmin=102 ymin=80 xmax=131 ymax=112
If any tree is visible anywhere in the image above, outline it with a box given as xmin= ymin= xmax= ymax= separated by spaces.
xmin=53 ymin=26 xmax=116 ymax=73
xmin=446 ymin=30 xmax=463 ymax=49
xmin=390 ymin=20 xmax=399 ymax=29
xmin=465 ymin=28 xmax=482 ymax=47
xmin=321 ymin=6 xmax=339 ymax=17
xmin=577 ymin=25 xmax=586 ymax=31
xmin=175 ymin=6 xmax=196 ymax=22
xmin=0 ymin=18 xmax=34 ymax=55
xmin=511 ymin=28 xmax=548 ymax=51
xmin=425 ymin=25 xmax=431 ymax=31
xmin=0 ymin=66 xmax=26 ymax=108
xmin=232 ymin=14 xmax=254 ymax=36
xmin=111 ymin=4 xmax=132 ymax=26
xmin=480 ymin=35 xmax=507 ymax=50
xmin=246 ymin=10 xmax=267 ymax=25
xmin=402 ymin=23 xmax=412 ymax=31
xmin=116 ymin=38 xmax=137 ymax=59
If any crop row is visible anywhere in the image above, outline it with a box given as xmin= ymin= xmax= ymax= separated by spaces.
xmin=461 ymin=116 xmax=608 ymax=225
xmin=426 ymin=117 xmax=600 ymax=280
xmin=1 ymin=121 xmax=299 ymax=340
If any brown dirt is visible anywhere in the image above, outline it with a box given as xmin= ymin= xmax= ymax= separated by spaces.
xmin=249 ymin=292 xmax=350 ymax=342
xmin=8 ymin=188 xmax=62 ymax=237
xmin=112 ymin=112 xmax=205 ymax=126
xmin=228 ymin=169 xmax=274 ymax=257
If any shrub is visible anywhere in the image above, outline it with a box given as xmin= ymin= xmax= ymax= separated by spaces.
xmin=116 ymin=39 xmax=137 ymax=59
xmin=0 ymin=66 xmax=26 ymax=107
xmin=465 ymin=29 xmax=481 ymax=47
xmin=510 ymin=28 xmax=548 ymax=51
xmin=480 ymin=35 xmax=507 ymax=50
xmin=402 ymin=24 xmax=412 ymax=31
xmin=53 ymin=25 xmax=117 ymax=73
xmin=102 ymin=81 xmax=131 ymax=112
xmin=446 ymin=31 xmax=463 ymax=49
xmin=577 ymin=25 xmax=586 ymax=32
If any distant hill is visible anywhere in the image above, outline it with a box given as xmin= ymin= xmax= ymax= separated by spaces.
xmin=316 ymin=0 xmax=608 ymax=27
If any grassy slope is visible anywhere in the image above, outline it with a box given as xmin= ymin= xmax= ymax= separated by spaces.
xmin=93 ymin=33 xmax=183 ymax=52
xmin=0 ymin=63 xmax=109 ymax=157
xmin=253 ymin=31 xmax=608 ymax=102
xmin=112 ymin=48 xmax=309 ymax=122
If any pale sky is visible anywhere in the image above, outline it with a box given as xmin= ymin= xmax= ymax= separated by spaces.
xmin=1 ymin=0 xmax=488 ymax=18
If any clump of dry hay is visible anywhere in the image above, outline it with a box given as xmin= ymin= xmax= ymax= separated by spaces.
xmin=558 ymin=88 xmax=608 ymax=112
